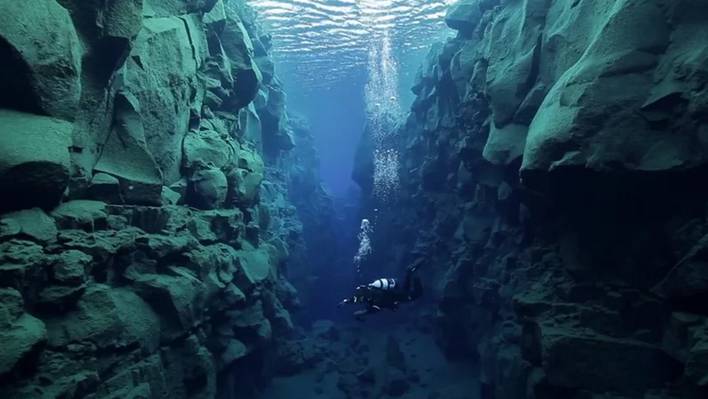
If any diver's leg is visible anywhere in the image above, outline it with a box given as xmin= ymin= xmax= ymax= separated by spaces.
xmin=353 ymin=305 xmax=381 ymax=321
xmin=339 ymin=295 xmax=365 ymax=307
xmin=353 ymin=309 xmax=367 ymax=321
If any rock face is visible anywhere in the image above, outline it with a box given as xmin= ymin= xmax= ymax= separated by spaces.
xmin=0 ymin=110 xmax=73 ymax=212
xmin=358 ymin=0 xmax=708 ymax=398
xmin=0 ymin=0 xmax=82 ymax=120
xmin=0 ymin=1 xmax=330 ymax=398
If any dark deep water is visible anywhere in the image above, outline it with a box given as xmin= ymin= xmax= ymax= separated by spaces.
xmin=2 ymin=1 xmax=708 ymax=399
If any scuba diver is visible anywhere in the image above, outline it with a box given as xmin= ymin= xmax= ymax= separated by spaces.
xmin=338 ymin=262 xmax=423 ymax=320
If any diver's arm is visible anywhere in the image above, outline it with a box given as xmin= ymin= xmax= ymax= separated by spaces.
xmin=338 ymin=295 xmax=365 ymax=306
xmin=338 ymin=297 xmax=354 ymax=306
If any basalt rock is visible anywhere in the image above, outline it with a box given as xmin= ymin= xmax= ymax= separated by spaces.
xmin=0 ymin=1 xmax=325 ymax=398
xmin=360 ymin=0 xmax=708 ymax=398
xmin=94 ymin=91 xmax=163 ymax=206
xmin=0 ymin=110 xmax=72 ymax=212
xmin=188 ymin=168 xmax=229 ymax=210
xmin=0 ymin=0 xmax=82 ymax=120
xmin=0 ymin=209 xmax=57 ymax=244
xmin=51 ymin=200 xmax=109 ymax=231
xmin=0 ymin=288 xmax=47 ymax=379
xmin=445 ymin=0 xmax=482 ymax=38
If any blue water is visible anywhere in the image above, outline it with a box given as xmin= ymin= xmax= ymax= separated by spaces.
xmin=240 ymin=4 xmax=472 ymax=398
xmin=247 ymin=0 xmax=455 ymax=196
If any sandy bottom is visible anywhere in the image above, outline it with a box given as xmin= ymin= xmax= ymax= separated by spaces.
xmin=256 ymin=321 xmax=479 ymax=399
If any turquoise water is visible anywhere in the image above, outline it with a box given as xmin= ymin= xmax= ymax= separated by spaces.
xmin=2 ymin=0 xmax=704 ymax=398
xmin=246 ymin=0 xmax=455 ymax=195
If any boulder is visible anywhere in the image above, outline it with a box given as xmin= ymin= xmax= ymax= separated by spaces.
xmin=94 ymin=92 xmax=163 ymax=206
xmin=51 ymin=250 xmax=92 ymax=286
xmin=521 ymin=1 xmax=686 ymax=177
xmin=58 ymin=0 xmax=144 ymax=41
xmin=221 ymin=338 xmax=247 ymax=366
xmin=228 ymin=300 xmax=272 ymax=343
xmin=0 ymin=288 xmax=25 ymax=329
xmin=0 ymin=308 xmax=47 ymax=376
xmin=223 ymin=283 xmax=246 ymax=306
xmin=127 ymin=269 xmax=204 ymax=337
xmin=204 ymin=0 xmax=227 ymax=32
xmin=0 ymin=240 xmax=47 ymax=293
xmin=221 ymin=7 xmax=262 ymax=110
xmin=0 ymin=110 xmax=72 ymax=212
xmin=188 ymin=215 xmax=219 ymax=244
xmin=188 ymin=168 xmax=228 ymax=210
xmin=484 ymin=0 xmax=545 ymax=127
xmin=135 ymin=233 xmax=199 ymax=260
xmin=450 ymin=41 xmax=477 ymax=95
xmin=103 ymin=0 xmax=145 ymax=40
xmin=263 ymin=291 xmax=294 ymax=334
xmin=482 ymin=123 xmax=529 ymax=165
xmin=51 ymin=200 xmax=109 ymax=231
xmin=122 ymin=15 xmax=206 ymax=183
xmin=36 ymin=284 xmax=87 ymax=310
xmin=169 ymin=179 xmax=189 ymax=201
xmin=445 ymin=0 xmax=482 ymax=38
xmin=184 ymin=243 xmax=239 ymax=283
xmin=228 ymin=169 xmax=263 ymax=207
xmin=0 ymin=208 xmax=57 ymax=243
xmin=161 ymin=186 xmax=182 ymax=205
xmin=55 ymin=229 xmax=139 ymax=269
xmin=0 ymin=0 xmax=82 ymax=120
xmin=200 ymin=209 xmax=244 ymax=245
xmin=46 ymin=284 xmax=160 ymax=351
xmin=88 ymin=173 xmax=123 ymax=204
xmin=227 ymin=147 xmax=265 ymax=206
xmin=255 ymin=56 xmax=275 ymax=85
xmin=258 ymin=87 xmax=295 ymax=156
xmin=234 ymin=242 xmax=273 ymax=288
xmin=182 ymin=130 xmax=236 ymax=171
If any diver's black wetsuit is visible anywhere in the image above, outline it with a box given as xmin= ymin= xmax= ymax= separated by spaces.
xmin=338 ymin=264 xmax=423 ymax=320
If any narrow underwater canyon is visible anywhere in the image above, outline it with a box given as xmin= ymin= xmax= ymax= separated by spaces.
xmin=1 ymin=0 xmax=708 ymax=399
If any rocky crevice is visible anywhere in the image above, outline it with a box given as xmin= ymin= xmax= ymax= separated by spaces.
xmin=0 ymin=1 xmax=330 ymax=398
xmin=357 ymin=0 xmax=708 ymax=398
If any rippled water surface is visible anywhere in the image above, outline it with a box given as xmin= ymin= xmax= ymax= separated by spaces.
xmin=245 ymin=0 xmax=456 ymax=90
xmin=243 ymin=0 xmax=455 ymax=195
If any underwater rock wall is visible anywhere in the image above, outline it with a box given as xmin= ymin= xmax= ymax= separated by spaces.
xmin=0 ymin=1 xmax=323 ymax=398
xmin=361 ymin=0 xmax=708 ymax=398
